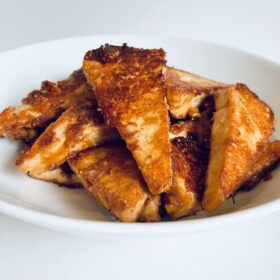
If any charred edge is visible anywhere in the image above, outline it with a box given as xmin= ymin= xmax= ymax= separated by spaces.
xmin=84 ymin=44 xmax=166 ymax=64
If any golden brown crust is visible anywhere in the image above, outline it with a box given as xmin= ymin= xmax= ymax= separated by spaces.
xmin=68 ymin=145 xmax=149 ymax=222
xmin=165 ymin=97 xmax=214 ymax=219
xmin=203 ymin=84 xmax=275 ymax=212
xmin=234 ymin=84 xmax=275 ymax=139
xmin=165 ymin=137 xmax=209 ymax=219
xmin=241 ymin=140 xmax=280 ymax=191
xmin=16 ymin=101 xmax=119 ymax=175
xmin=83 ymin=44 xmax=172 ymax=194
xmin=0 ymin=69 xmax=95 ymax=140
xmin=165 ymin=67 xmax=226 ymax=119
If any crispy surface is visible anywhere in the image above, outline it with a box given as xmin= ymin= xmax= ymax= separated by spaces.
xmin=165 ymin=101 xmax=213 ymax=220
xmin=0 ymin=69 xmax=95 ymax=140
xmin=83 ymin=44 xmax=172 ymax=194
xmin=165 ymin=67 xmax=226 ymax=119
xmin=16 ymin=101 xmax=119 ymax=175
xmin=68 ymin=145 xmax=149 ymax=222
xmin=165 ymin=138 xmax=208 ymax=219
xmin=203 ymin=84 xmax=275 ymax=212
xmin=241 ymin=140 xmax=280 ymax=191
xmin=31 ymin=163 xmax=82 ymax=188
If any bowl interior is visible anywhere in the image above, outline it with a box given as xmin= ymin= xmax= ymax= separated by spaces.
xmin=0 ymin=35 xmax=279 ymax=232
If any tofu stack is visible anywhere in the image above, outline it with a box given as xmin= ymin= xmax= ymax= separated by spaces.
xmin=0 ymin=44 xmax=279 ymax=222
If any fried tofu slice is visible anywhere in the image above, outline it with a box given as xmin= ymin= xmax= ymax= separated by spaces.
xmin=16 ymin=101 xmax=119 ymax=176
xmin=165 ymin=97 xmax=214 ymax=219
xmin=203 ymin=84 xmax=275 ymax=212
xmin=0 ymin=69 xmax=95 ymax=140
xmin=83 ymin=44 xmax=172 ymax=194
xmin=32 ymin=145 xmax=161 ymax=222
xmin=31 ymin=163 xmax=82 ymax=188
xmin=68 ymin=145 xmax=150 ymax=222
xmin=165 ymin=67 xmax=226 ymax=119
xmin=241 ymin=140 xmax=280 ymax=191
xmin=165 ymin=138 xmax=209 ymax=219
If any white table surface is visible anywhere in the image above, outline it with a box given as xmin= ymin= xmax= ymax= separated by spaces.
xmin=1 ymin=0 xmax=280 ymax=279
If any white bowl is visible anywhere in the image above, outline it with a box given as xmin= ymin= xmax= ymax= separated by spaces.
xmin=0 ymin=35 xmax=279 ymax=236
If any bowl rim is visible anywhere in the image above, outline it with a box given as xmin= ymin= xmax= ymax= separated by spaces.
xmin=1 ymin=197 xmax=280 ymax=235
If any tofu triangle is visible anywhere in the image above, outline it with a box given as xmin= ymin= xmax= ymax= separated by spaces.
xmin=203 ymin=84 xmax=275 ymax=211
xmin=83 ymin=44 xmax=172 ymax=194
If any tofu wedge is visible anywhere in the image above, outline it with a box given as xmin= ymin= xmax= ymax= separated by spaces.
xmin=16 ymin=101 xmax=119 ymax=176
xmin=0 ymin=69 xmax=95 ymax=140
xmin=165 ymin=67 xmax=226 ymax=119
xmin=203 ymin=84 xmax=275 ymax=212
xmin=165 ymin=97 xmax=214 ymax=219
xmin=68 ymin=145 xmax=150 ymax=222
xmin=83 ymin=44 xmax=172 ymax=194
xmin=34 ymin=145 xmax=161 ymax=222
xmin=165 ymin=137 xmax=209 ymax=219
